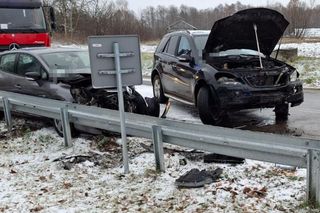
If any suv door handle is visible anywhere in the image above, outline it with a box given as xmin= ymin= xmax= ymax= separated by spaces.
xmin=14 ymin=84 xmax=22 ymax=89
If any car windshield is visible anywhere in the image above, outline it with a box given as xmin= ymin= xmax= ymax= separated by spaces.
xmin=210 ymin=49 xmax=266 ymax=58
xmin=0 ymin=8 xmax=46 ymax=32
xmin=41 ymin=51 xmax=91 ymax=75
xmin=194 ymin=35 xmax=209 ymax=57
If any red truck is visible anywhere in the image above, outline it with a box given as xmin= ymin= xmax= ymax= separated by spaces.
xmin=0 ymin=0 xmax=55 ymax=51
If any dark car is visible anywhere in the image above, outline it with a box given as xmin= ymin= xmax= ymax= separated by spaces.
xmin=0 ymin=47 xmax=156 ymax=136
xmin=152 ymin=8 xmax=303 ymax=125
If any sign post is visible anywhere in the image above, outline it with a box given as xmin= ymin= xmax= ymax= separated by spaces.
xmin=114 ymin=42 xmax=129 ymax=173
xmin=88 ymin=35 xmax=142 ymax=173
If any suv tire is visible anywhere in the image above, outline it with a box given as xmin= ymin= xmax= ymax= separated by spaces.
xmin=197 ymin=86 xmax=224 ymax=125
xmin=152 ymin=74 xmax=168 ymax=104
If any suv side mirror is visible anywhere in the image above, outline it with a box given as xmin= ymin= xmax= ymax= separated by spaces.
xmin=25 ymin=72 xmax=41 ymax=81
xmin=178 ymin=54 xmax=193 ymax=63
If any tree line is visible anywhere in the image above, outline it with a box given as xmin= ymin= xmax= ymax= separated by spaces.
xmin=44 ymin=0 xmax=320 ymax=42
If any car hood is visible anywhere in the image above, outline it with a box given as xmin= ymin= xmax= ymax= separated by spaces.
xmin=204 ymin=8 xmax=289 ymax=56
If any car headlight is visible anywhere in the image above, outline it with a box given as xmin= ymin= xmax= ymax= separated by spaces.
xmin=290 ymin=70 xmax=299 ymax=82
xmin=217 ymin=77 xmax=243 ymax=86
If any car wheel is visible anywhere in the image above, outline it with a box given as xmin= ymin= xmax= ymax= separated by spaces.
xmin=197 ymin=86 xmax=224 ymax=125
xmin=152 ymin=74 xmax=168 ymax=104
xmin=53 ymin=119 xmax=77 ymax=137
xmin=275 ymin=103 xmax=289 ymax=122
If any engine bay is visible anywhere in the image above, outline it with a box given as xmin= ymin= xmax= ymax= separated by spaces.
xmin=208 ymin=57 xmax=286 ymax=71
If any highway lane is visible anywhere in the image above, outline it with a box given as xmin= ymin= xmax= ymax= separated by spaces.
xmin=136 ymin=85 xmax=320 ymax=140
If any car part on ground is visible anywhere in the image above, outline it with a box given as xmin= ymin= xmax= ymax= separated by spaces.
xmin=175 ymin=168 xmax=223 ymax=188
xmin=203 ymin=153 xmax=245 ymax=164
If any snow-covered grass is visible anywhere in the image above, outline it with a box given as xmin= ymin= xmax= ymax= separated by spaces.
xmin=0 ymin=119 xmax=317 ymax=212
xmin=281 ymin=43 xmax=320 ymax=58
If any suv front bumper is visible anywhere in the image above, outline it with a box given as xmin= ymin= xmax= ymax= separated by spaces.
xmin=214 ymin=81 xmax=304 ymax=110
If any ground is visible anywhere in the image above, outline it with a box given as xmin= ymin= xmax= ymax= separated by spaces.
xmin=0 ymin=119 xmax=312 ymax=213
xmin=1 ymin=41 xmax=320 ymax=212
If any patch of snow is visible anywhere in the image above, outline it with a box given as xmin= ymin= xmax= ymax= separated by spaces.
xmin=280 ymin=43 xmax=320 ymax=58
xmin=295 ymin=28 xmax=320 ymax=38
xmin=0 ymin=120 xmax=311 ymax=212
xmin=141 ymin=45 xmax=157 ymax=53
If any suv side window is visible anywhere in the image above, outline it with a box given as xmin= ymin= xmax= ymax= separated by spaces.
xmin=0 ymin=54 xmax=16 ymax=74
xmin=156 ymin=36 xmax=170 ymax=53
xmin=166 ymin=35 xmax=179 ymax=56
xmin=163 ymin=38 xmax=170 ymax=53
xmin=177 ymin=36 xmax=191 ymax=56
xmin=17 ymin=54 xmax=42 ymax=76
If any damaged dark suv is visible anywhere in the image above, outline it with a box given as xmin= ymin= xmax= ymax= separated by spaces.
xmin=152 ymin=8 xmax=303 ymax=125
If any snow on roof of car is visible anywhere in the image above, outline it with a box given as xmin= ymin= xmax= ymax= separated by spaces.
xmin=0 ymin=47 xmax=87 ymax=55
xmin=167 ymin=30 xmax=210 ymax=37
xmin=188 ymin=30 xmax=211 ymax=36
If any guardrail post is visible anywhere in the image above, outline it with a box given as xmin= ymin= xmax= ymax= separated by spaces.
xmin=307 ymin=150 xmax=320 ymax=205
xmin=60 ymin=107 xmax=72 ymax=147
xmin=152 ymin=125 xmax=165 ymax=172
xmin=2 ymin=97 xmax=12 ymax=131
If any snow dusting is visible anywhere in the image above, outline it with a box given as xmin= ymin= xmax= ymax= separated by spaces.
xmin=0 ymin=119 xmax=313 ymax=212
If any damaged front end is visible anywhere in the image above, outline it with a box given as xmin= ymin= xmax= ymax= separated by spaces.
xmin=208 ymin=56 xmax=303 ymax=110
xmin=61 ymin=74 xmax=159 ymax=117
xmin=203 ymin=8 xmax=303 ymax=111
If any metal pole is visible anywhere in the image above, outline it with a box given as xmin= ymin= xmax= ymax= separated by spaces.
xmin=114 ymin=42 xmax=129 ymax=174
xmin=152 ymin=125 xmax=165 ymax=172
xmin=60 ymin=107 xmax=72 ymax=147
xmin=253 ymin=24 xmax=263 ymax=69
xmin=2 ymin=97 xmax=12 ymax=131
xmin=307 ymin=150 xmax=320 ymax=205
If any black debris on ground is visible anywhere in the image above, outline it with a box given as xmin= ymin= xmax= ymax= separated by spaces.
xmin=175 ymin=168 xmax=223 ymax=188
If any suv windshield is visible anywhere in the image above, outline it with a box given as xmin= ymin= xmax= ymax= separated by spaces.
xmin=194 ymin=35 xmax=209 ymax=57
xmin=41 ymin=51 xmax=91 ymax=75
xmin=0 ymin=8 xmax=46 ymax=32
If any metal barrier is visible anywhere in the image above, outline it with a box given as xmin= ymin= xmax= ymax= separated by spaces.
xmin=0 ymin=90 xmax=320 ymax=204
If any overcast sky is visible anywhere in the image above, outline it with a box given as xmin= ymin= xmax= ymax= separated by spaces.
xmin=127 ymin=0 xmax=319 ymax=15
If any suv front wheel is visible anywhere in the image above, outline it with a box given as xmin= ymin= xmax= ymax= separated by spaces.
xmin=152 ymin=74 xmax=168 ymax=104
xmin=197 ymin=86 xmax=224 ymax=125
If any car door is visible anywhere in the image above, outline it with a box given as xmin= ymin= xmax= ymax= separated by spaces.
xmin=160 ymin=35 xmax=180 ymax=95
xmin=172 ymin=36 xmax=196 ymax=101
xmin=14 ymin=53 xmax=49 ymax=98
xmin=0 ymin=53 xmax=20 ymax=93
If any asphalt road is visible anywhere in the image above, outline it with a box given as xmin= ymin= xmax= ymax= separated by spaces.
xmin=136 ymin=85 xmax=320 ymax=140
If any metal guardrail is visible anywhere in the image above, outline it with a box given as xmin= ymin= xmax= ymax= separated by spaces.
xmin=0 ymin=90 xmax=320 ymax=204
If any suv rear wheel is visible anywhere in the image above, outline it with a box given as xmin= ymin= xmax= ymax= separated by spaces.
xmin=152 ymin=74 xmax=168 ymax=104
xmin=197 ymin=86 xmax=224 ymax=125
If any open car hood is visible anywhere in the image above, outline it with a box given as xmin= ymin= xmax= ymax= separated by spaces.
xmin=204 ymin=8 xmax=289 ymax=56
